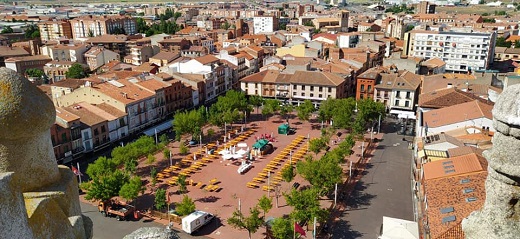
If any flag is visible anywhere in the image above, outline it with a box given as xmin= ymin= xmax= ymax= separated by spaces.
xmin=294 ymin=222 xmax=306 ymax=237
xmin=71 ymin=166 xmax=83 ymax=176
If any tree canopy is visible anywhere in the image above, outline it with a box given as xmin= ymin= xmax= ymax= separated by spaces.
xmin=83 ymin=169 xmax=129 ymax=201
xmin=175 ymin=195 xmax=196 ymax=216
xmin=66 ymin=63 xmax=88 ymax=79
xmin=26 ymin=68 xmax=45 ymax=78
xmin=119 ymin=176 xmax=143 ymax=202
xmin=270 ymin=218 xmax=294 ymax=239
xmin=284 ymin=188 xmax=328 ymax=223
xmin=296 ymin=154 xmax=343 ymax=196
xmin=155 ymin=188 xmax=167 ymax=210
xmin=296 ymin=99 xmax=315 ymax=121
xmin=1 ymin=26 xmax=13 ymax=34
xmin=257 ymin=195 xmax=273 ymax=218
xmin=227 ymin=207 xmax=264 ymax=239
xmin=173 ymin=108 xmax=206 ymax=140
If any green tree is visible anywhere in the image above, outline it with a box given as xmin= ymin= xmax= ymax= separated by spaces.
xmin=296 ymin=100 xmax=315 ymax=121
xmin=496 ymin=37 xmax=512 ymax=47
xmin=248 ymin=95 xmax=265 ymax=114
xmin=155 ymin=188 xmax=167 ymax=211
xmin=124 ymin=158 xmax=138 ymax=174
xmin=284 ymin=188 xmax=328 ymax=223
xmin=179 ymin=141 xmax=189 ymax=155
xmin=119 ymin=176 xmax=144 ymax=203
xmin=160 ymin=134 xmax=169 ymax=145
xmin=150 ymin=167 xmax=158 ymax=187
xmin=227 ymin=207 xmax=264 ymax=239
xmin=515 ymin=41 xmax=520 ymax=49
xmin=177 ymin=174 xmax=187 ymax=194
xmin=176 ymin=195 xmax=196 ymax=216
xmin=281 ymin=165 xmax=295 ymax=182
xmin=262 ymin=99 xmax=280 ymax=120
xmin=146 ymin=154 xmax=156 ymax=165
xmin=1 ymin=26 xmax=13 ymax=33
xmin=163 ymin=148 xmax=171 ymax=162
xmin=173 ymin=12 xmax=182 ymax=20
xmin=24 ymin=24 xmax=39 ymax=38
xmin=86 ymin=156 xmax=117 ymax=179
xmin=270 ymin=218 xmax=294 ymax=239
xmin=66 ymin=63 xmax=88 ymax=79
xmin=207 ymin=128 xmax=215 ymax=141
xmin=221 ymin=22 xmax=231 ymax=30
xmin=279 ymin=104 xmax=293 ymax=120
xmin=173 ymin=109 xmax=205 ymax=141
xmin=26 ymin=68 xmax=45 ymax=78
xmin=83 ymin=170 xmax=129 ymax=201
xmin=257 ymin=195 xmax=273 ymax=219
xmin=296 ymin=153 xmax=343 ymax=196
xmin=308 ymin=138 xmax=327 ymax=155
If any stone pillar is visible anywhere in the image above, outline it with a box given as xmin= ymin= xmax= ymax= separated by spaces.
xmin=0 ymin=67 xmax=60 ymax=192
xmin=462 ymin=84 xmax=520 ymax=239
xmin=0 ymin=68 xmax=92 ymax=239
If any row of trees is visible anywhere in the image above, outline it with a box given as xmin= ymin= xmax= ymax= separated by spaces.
xmin=81 ymin=135 xmax=168 ymax=202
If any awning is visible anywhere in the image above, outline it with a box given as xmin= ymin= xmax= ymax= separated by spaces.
xmin=252 ymin=139 xmax=270 ymax=149
xmin=379 ymin=216 xmax=419 ymax=239
xmin=389 ymin=109 xmax=415 ymax=119
xmin=142 ymin=120 xmax=173 ymax=136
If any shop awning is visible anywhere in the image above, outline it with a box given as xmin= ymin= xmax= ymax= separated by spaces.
xmin=389 ymin=109 xmax=415 ymax=119
xmin=142 ymin=120 xmax=173 ymax=136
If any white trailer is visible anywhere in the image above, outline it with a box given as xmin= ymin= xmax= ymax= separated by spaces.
xmin=182 ymin=210 xmax=214 ymax=234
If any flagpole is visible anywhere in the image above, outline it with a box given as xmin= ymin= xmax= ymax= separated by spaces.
xmin=76 ymin=162 xmax=82 ymax=184
xmin=293 ymin=218 xmax=296 ymax=239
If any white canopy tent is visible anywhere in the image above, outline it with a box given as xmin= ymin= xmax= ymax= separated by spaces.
xmin=378 ymin=216 xmax=419 ymax=239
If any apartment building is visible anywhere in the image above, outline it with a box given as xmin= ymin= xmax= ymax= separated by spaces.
xmin=240 ymin=70 xmax=347 ymax=106
xmin=169 ymin=55 xmax=234 ymax=104
xmin=253 ymin=16 xmax=279 ymax=34
xmin=85 ymin=35 xmax=128 ymax=58
xmin=70 ymin=15 xmax=137 ymax=39
xmin=84 ymin=46 xmax=120 ymax=71
xmin=44 ymin=61 xmax=89 ymax=83
xmin=149 ymin=51 xmax=179 ymax=67
xmin=124 ymin=45 xmax=159 ymax=66
xmin=0 ymin=46 xmax=31 ymax=67
xmin=38 ymin=20 xmax=73 ymax=41
xmin=51 ymin=108 xmax=82 ymax=163
xmin=374 ymin=70 xmax=421 ymax=117
xmin=5 ymin=55 xmax=52 ymax=76
xmin=41 ymin=44 xmax=90 ymax=63
xmin=403 ymin=30 xmax=496 ymax=72
xmin=53 ymin=76 xmax=163 ymax=134
xmin=64 ymin=103 xmax=111 ymax=152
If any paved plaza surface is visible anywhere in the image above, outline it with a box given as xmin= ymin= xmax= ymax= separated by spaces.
xmin=331 ymin=118 xmax=414 ymax=239
xmin=82 ymin=113 xmax=331 ymax=239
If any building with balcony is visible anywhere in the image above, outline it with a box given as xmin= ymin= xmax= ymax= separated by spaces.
xmin=70 ymin=15 xmax=137 ymax=39
xmin=38 ymin=20 xmax=73 ymax=42
xmin=253 ymin=16 xmax=278 ymax=34
xmin=374 ymin=70 xmax=421 ymax=117
xmin=356 ymin=66 xmax=387 ymax=100
xmin=240 ymin=70 xmax=347 ymax=106
xmin=52 ymin=107 xmax=82 ymax=163
xmin=124 ymin=45 xmax=159 ymax=66
xmin=402 ymin=30 xmax=496 ymax=72
xmin=41 ymin=43 xmax=90 ymax=63
xmin=85 ymin=34 xmax=128 ymax=59
xmin=84 ymin=46 xmax=120 ymax=71
xmin=64 ymin=103 xmax=110 ymax=152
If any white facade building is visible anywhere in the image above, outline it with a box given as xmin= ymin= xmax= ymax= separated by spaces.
xmin=404 ymin=30 xmax=496 ymax=72
xmin=253 ymin=16 xmax=278 ymax=34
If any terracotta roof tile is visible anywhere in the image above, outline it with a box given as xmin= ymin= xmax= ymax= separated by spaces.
xmin=194 ymin=54 xmax=219 ymax=65
xmin=424 ymin=171 xmax=486 ymax=238
xmin=419 ymin=88 xmax=489 ymax=109
xmin=55 ymin=107 xmax=80 ymax=122
xmin=423 ymin=153 xmax=487 ymax=180
xmin=422 ymin=100 xmax=493 ymax=128
xmin=64 ymin=103 xmax=107 ymax=126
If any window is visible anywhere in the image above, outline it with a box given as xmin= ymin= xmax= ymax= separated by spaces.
xmin=405 ymin=101 xmax=410 ymax=107
xmin=328 ymin=87 xmax=332 ymax=93
xmin=310 ymin=86 xmax=314 ymax=91
xmin=319 ymin=86 xmax=323 ymax=92
xmin=395 ymin=100 xmax=400 ymax=106
xmin=310 ymin=93 xmax=314 ymax=97
xmin=61 ymin=133 xmax=67 ymax=142
xmin=293 ymin=85 xmax=297 ymax=90
xmin=101 ymin=125 xmax=106 ymax=133
xmin=302 ymin=85 xmax=305 ymax=90
xmin=94 ymin=129 xmax=99 ymax=136
xmin=301 ymin=92 xmax=305 ymax=96
xmin=368 ymin=85 xmax=372 ymax=92
xmin=406 ymin=92 xmax=411 ymax=99
xmin=396 ymin=91 xmax=401 ymax=98
xmin=360 ymin=84 xmax=365 ymax=91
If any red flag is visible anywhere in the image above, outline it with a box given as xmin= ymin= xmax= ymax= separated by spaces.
xmin=294 ymin=222 xmax=306 ymax=237
xmin=71 ymin=166 xmax=80 ymax=176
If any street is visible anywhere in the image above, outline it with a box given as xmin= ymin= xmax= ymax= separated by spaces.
xmin=81 ymin=202 xmax=208 ymax=239
xmin=331 ymin=118 xmax=414 ymax=239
